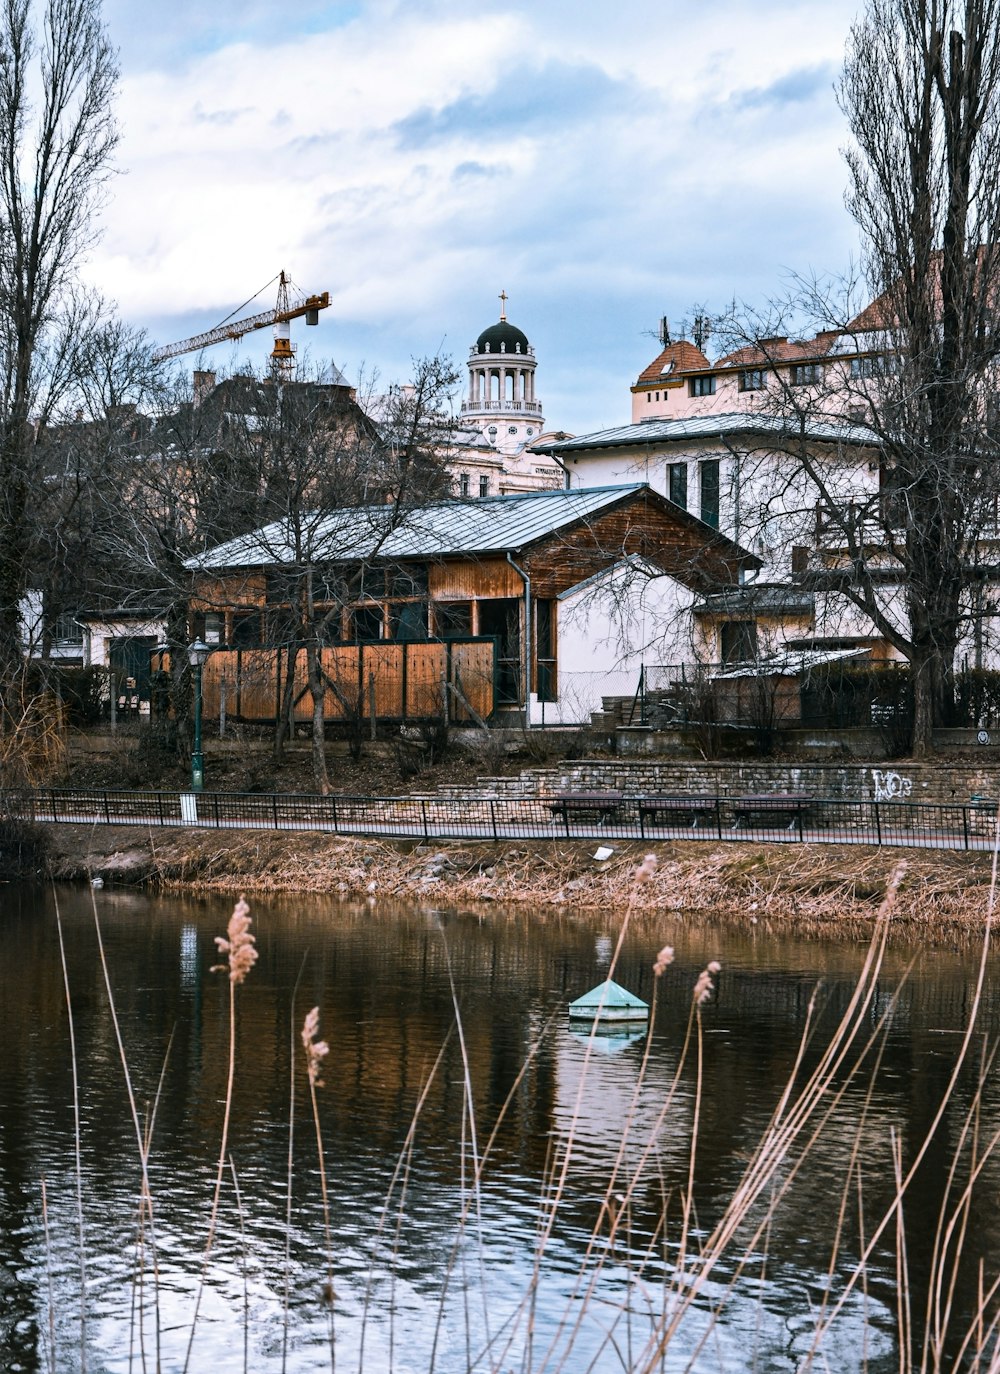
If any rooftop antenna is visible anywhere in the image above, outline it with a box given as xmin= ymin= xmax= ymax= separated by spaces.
xmin=659 ymin=315 xmax=671 ymax=347
xmin=692 ymin=313 xmax=711 ymax=352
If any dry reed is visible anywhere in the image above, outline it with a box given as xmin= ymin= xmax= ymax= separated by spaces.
xmin=40 ymin=832 xmax=1000 ymax=1373
xmin=183 ymin=897 xmax=257 ymax=1374
xmin=301 ymin=1005 xmax=335 ymax=1371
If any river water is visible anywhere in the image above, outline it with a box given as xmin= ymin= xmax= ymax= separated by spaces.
xmin=1 ymin=883 xmax=998 ymax=1373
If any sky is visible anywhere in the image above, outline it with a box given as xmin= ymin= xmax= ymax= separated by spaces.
xmin=92 ymin=0 xmax=865 ymax=435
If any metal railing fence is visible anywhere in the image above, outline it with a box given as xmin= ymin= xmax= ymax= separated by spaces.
xmin=5 ymin=787 xmax=1000 ymax=853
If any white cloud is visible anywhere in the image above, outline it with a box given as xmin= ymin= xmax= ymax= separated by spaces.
xmin=89 ymin=0 xmax=863 ymax=431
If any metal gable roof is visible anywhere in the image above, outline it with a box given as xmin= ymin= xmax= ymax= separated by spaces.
xmin=533 ymin=411 xmax=880 ymax=455
xmin=186 ymin=484 xmax=654 ymax=571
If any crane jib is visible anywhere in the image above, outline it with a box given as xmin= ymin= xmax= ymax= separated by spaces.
xmin=152 ymin=291 xmax=330 ymax=362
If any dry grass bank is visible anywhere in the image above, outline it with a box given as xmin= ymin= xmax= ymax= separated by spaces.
xmin=44 ymin=822 xmax=993 ymax=941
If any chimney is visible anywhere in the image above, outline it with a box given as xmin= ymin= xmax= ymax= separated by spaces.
xmin=193 ymin=370 xmax=216 ymax=407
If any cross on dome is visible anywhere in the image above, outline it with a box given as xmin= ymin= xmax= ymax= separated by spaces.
xmin=499 ymin=289 xmax=508 ymax=322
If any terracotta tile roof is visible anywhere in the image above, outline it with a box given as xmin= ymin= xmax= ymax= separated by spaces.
xmin=714 ymin=332 xmax=841 ymax=368
xmin=847 ymin=292 xmax=894 ymax=332
xmin=634 ymin=340 xmax=710 ymax=385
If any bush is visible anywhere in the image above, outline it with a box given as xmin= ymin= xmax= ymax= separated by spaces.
xmin=0 ymin=811 xmax=49 ymax=878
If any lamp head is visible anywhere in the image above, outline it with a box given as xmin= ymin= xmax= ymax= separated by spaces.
xmin=187 ymin=638 xmax=211 ymax=669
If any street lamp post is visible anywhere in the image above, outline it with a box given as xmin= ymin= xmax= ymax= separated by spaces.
xmin=187 ymin=639 xmax=211 ymax=793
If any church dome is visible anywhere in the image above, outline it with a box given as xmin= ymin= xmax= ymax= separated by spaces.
xmin=476 ymin=319 xmax=530 ymax=355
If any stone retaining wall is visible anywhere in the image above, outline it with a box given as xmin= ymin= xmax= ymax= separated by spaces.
xmin=432 ymin=759 xmax=1000 ymax=806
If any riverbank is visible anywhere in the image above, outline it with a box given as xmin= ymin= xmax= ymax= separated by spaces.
xmin=42 ymin=822 xmax=994 ymax=940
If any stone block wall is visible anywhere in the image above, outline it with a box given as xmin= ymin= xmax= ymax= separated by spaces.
xmin=435 ymin=759 xmax=1000 ymax=805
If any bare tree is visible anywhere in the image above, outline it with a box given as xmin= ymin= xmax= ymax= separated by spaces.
xmin=0 ymin=0 xmax=118 ymax=684
xmin=89 ymin=356 xmax=459 ymax=791
xmin=712 ymin=0 xmax=1000 ymax=757
xmin=840 ymin=0 xmax=1000 ymax=753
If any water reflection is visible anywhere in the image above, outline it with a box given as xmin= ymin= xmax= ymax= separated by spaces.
xmin=0 ymin=885 xmax=997 ymax=1371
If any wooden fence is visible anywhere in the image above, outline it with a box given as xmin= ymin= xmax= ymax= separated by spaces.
xmin=178 ymin=638 xmax=496 ymax=725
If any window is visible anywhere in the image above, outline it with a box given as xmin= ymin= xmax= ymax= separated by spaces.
xmin=265 ymin=570 xmax=295 ymax=605
xmin=434 ymin=602 xmax=472 ymax=638
xmin=647 ymin=392 xmax=652 ymax=404
xmin=508 ymin=425 xmax=517 ymax=434
xmin=700 ymin=458 xmax=720 ymax=529
xmin=668 ymin=462 xmax=688 ymax=510
xmin=791 ymin=545 xmax=809 ymax=576
xmin=526 ymin=427 xmax=534 ymax=435
xmin=790 ymin=363 xmax=822 ymax=387
xmin=315 ymin=567 xmax=346 ymax=603
xmin=689 ymin=375 xmax=716 ymax=397
xmin=350 ymin=606 xmax=383 ymax=642
xmin=739 ymin=369 xmax=766 ymax=392
xmin=390 ymin=601 xmax=428 ymax=641
xmin=535 ymin=599 xmax=556 ymax=702
xmin=850 ymin=355 xmax=892 ymax=379
xmin=387 ymin=564 xmax=428 ymax=598
xmin=264 ymin=605 xmax=297 ymax=646
xmin=479 ymin=476 xmax=489 ymax=497
xmin=231 ymin=611 xmax=262 ymax=648
xmin=721 ymin=620 xmax=758 ymax=665
xmin=459 ymin=473 xmax=470 ymax=497
xmin=52 ymin=612 xmax=83 ymax=644
xmin=346 ymin=566 xmax=385 ymax=601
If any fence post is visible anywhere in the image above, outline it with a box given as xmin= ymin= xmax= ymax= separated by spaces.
xmin=331 ymin=796 xmax=338 ymax=834
xmin=490 ymin=799 xmax=498 ymax=842
xmin=874 ymin=800 xmax=882 ymax=847
xmin=273 ymin=794 xmax=279 ymax=830
xmin=214 ymin=794 xmax=221 ymax=828
xmin=421 ymin=799 xmax=429 ymax=841
xmin=963 ymin=805 xmax=970 ymax=851
xmin=104 ymin=791 xmax=111 ymax=825
xmin=158 ymin=793 xmax=165 ymax=825
xmin=716 ymin=797 xmax=723 ymax=841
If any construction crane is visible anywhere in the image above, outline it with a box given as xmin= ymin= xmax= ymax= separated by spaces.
xmin=152 ymin=271 xmax=330 ymax=378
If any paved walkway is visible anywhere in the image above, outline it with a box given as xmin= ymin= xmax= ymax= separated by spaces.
xmin=16 ymin=789 xmax=998 ymax=854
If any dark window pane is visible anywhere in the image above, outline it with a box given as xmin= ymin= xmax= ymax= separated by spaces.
xmin=315 ymin=567 xmax=346 ymax=603
xmin=390 ymin=601 xmax=428 ymax=641
xmin=434 ymin=602 xmax=472 ymax=638
xmin=700 ymin=459 xmax=720 ymax=529
xmin=231 ymin=611 xmax=262 ymax=648
xmin=347 ymin=566 xmax=385 ymax=601
xmin=721 ymin=620 xmax=757 ymax=664
xmin=351 ymin=606 xmax=383 ymax=642
xmin=388 ymin=563 xmax=428 ymax=597
xmin=264 ymin=606 xmax=297 ymax=645
xmin=668 ymin=462 xmax=688 ymax=510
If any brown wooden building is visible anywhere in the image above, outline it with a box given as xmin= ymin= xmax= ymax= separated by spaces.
xmin=184 ymin=484 xmax=759 ymax=725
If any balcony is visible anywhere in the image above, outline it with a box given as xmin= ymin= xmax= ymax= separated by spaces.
xmin=461 ymin=400 xmax=543 ymax=415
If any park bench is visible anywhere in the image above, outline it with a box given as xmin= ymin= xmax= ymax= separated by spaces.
xmin=548 ymin=791 xmax=624 ymax=826
xmin=637 ymin=796 xmax=719 ymax=830
xmin=731 ymin=794 xmax=814 ymax=833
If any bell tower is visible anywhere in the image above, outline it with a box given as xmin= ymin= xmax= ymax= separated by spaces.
xmin=462 ymin=292 xmax=545 ymax=456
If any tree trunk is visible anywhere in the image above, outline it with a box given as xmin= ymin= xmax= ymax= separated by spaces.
xmin=306 ymin=643 xmax=330 ymax=795
xmin=273 ymin=643 xmax=300 ymax=761
xmin=910 ymin=652 xmax=935 ymax=758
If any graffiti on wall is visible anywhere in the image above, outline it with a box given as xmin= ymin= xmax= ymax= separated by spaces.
xmin=871 ymin=769 xmax=913 ymax=802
